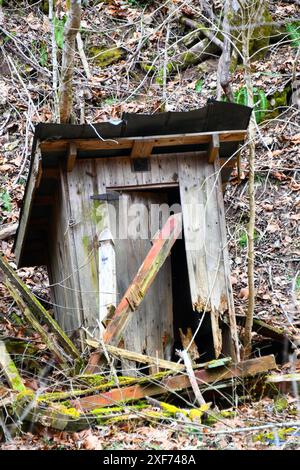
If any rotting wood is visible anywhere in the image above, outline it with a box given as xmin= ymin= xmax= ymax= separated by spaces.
xmin=5 ymin=279 xmax=68 ymax=366
xmin=103 ymin=212 xmax=182 ymax=346
xmin=39 ymin=130 xmax=247 ymax=154
xmin=265 ymin=373 xmax=300 ymax=394
xmin=66 ymin=142 xmax=77 ymax=172
xmin=86 ymin=339 xmax=185 ymax=372
xmin=14 ymin=393 xmax=89 ymax=432
xmin=235 ymin=315 xmax=293 ymax=344
xmin=208 ymin=133 xmax=220 ymax=163
xmin=0 ymin=255 xmax=81 ymax=362
xmin=71 ymin=355 xmax=277 ymax=410
xmin=179 ymin=327 xmax=200 ymax=362
xmin=266 ymin=373 xmax=300 ymax=386
xmin=178 ymin=155 xmax=238 ymax=358
xmin=0 ymin=340 xmax=26 ymax=392
xmin=0 ymin=223 xmax=18 ymax=241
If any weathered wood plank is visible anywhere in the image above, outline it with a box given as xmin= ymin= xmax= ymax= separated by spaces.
xmin=98 ymin=228 xmax=117 ymax=327
xmin=178 ymin=154 xmax=238 ymax=359
xmin=208 ymin=133 xmax=220 ymax=163
xmin=66 ymin=142 xmax=77 ymax=172
xmin=111 ymin=192 xmax=174 ymax=374
xmin=72 ymin=355 xmax=277 ymax=410
xmin=131 ymin=140 xmax=154 ymax=158
xmin=103 ymin=212 xmax=182 ymax=347
xmin=0 ymin=254 xmax=81 ymax=361
xmin=0 ymin=223 xmax=18 ymax=241
xmin=40 ymin=130 xmax=247 ymax=153
xmin=47 ymin=167 xmax=85 ymax=346
xmin=66 ymin=161 xmax=100 ymax=337
xmin=86 ymin=340 xmax=185 ymax=371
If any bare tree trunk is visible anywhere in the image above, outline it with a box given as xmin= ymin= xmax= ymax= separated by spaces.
xmin=217 ymin=0 xmax=234 ymax=101
xmin=59 ymin=0 xmax=81 ymax=123
xmin=49 ymin=0 xmax=59 ymax=121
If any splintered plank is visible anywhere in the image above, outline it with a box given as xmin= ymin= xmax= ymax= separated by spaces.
xmin=0 ymin=341 xmax=26 ymax=392
xmin=178 ymin=154 xmax=238 ymax=359
xmin=0 ymin=255 xmax=81 ymax=361
xmin=72 ymin=355 xmax=277 ymax=410
xmin=103 ymin=212 xmax=182 ymax=346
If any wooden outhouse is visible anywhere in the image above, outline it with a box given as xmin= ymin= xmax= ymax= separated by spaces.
xmin=14 ymin=101 xmax=251 ymax=368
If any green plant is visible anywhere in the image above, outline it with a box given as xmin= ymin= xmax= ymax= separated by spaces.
xmin=286 ymin=22 xmax=300 ymax=48
xmin=53 ymin=16 xmax=66 ymax=49
xmin=235 ymin=87 xmax=268 ymax=123
xmin=238 ymin=228 xmax=258 ymax=248
xmin=39 ymin=42 xmax=48 ymax=67
xmin=254 ymin=173 xmax=266 ymax=184
xmin=0 ymin=189 xmax=12 ymax=213
xmin=104 ymin=97 xmax=117 ymax=105
xmin=195 ymin=79 xmax=204 ymax=93
xmin=127 ymin=0 xmax=154 ymax=7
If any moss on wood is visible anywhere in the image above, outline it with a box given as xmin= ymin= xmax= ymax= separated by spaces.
xmin=89 ymin=46 xmax=125 ymax=68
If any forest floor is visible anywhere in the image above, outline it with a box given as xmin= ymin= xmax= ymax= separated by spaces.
xmin=0 ymin=0 xmax=300 ymax=450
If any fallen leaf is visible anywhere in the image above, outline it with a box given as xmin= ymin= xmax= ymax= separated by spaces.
xmin=238 ymin=287 xmax=249 ymax=300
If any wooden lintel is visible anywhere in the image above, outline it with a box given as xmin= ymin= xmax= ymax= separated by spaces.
xmin=131 ymin=140 xmax=154 ymax=159
xmin=208 ymin=133 xmax=220 ymax=163
xmin=72 ymin=355 xmax=277 ymax=410
xmin=39 ymin=130 xmax=247 ymax=153
xmin=103 ymin=212 xmax=182 ymax=346
xmin=66 ymin=142 xmax=77 ymax=172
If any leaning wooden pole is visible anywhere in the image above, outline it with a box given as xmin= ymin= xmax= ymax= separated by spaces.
xmin=103 ymin=213 xmax=182 ymax=346
xmin=0 ymin=255 xmax=81 ymax=361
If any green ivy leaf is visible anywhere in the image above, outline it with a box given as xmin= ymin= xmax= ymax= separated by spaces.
xmin=194 ymin=79 xmax=204 ymax=93
xmin=0 ymin=190 xmax=12 ymax=213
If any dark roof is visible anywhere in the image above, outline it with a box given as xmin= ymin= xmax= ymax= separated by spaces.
xmin=15 ymin=101 xmax=252 ymax=267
